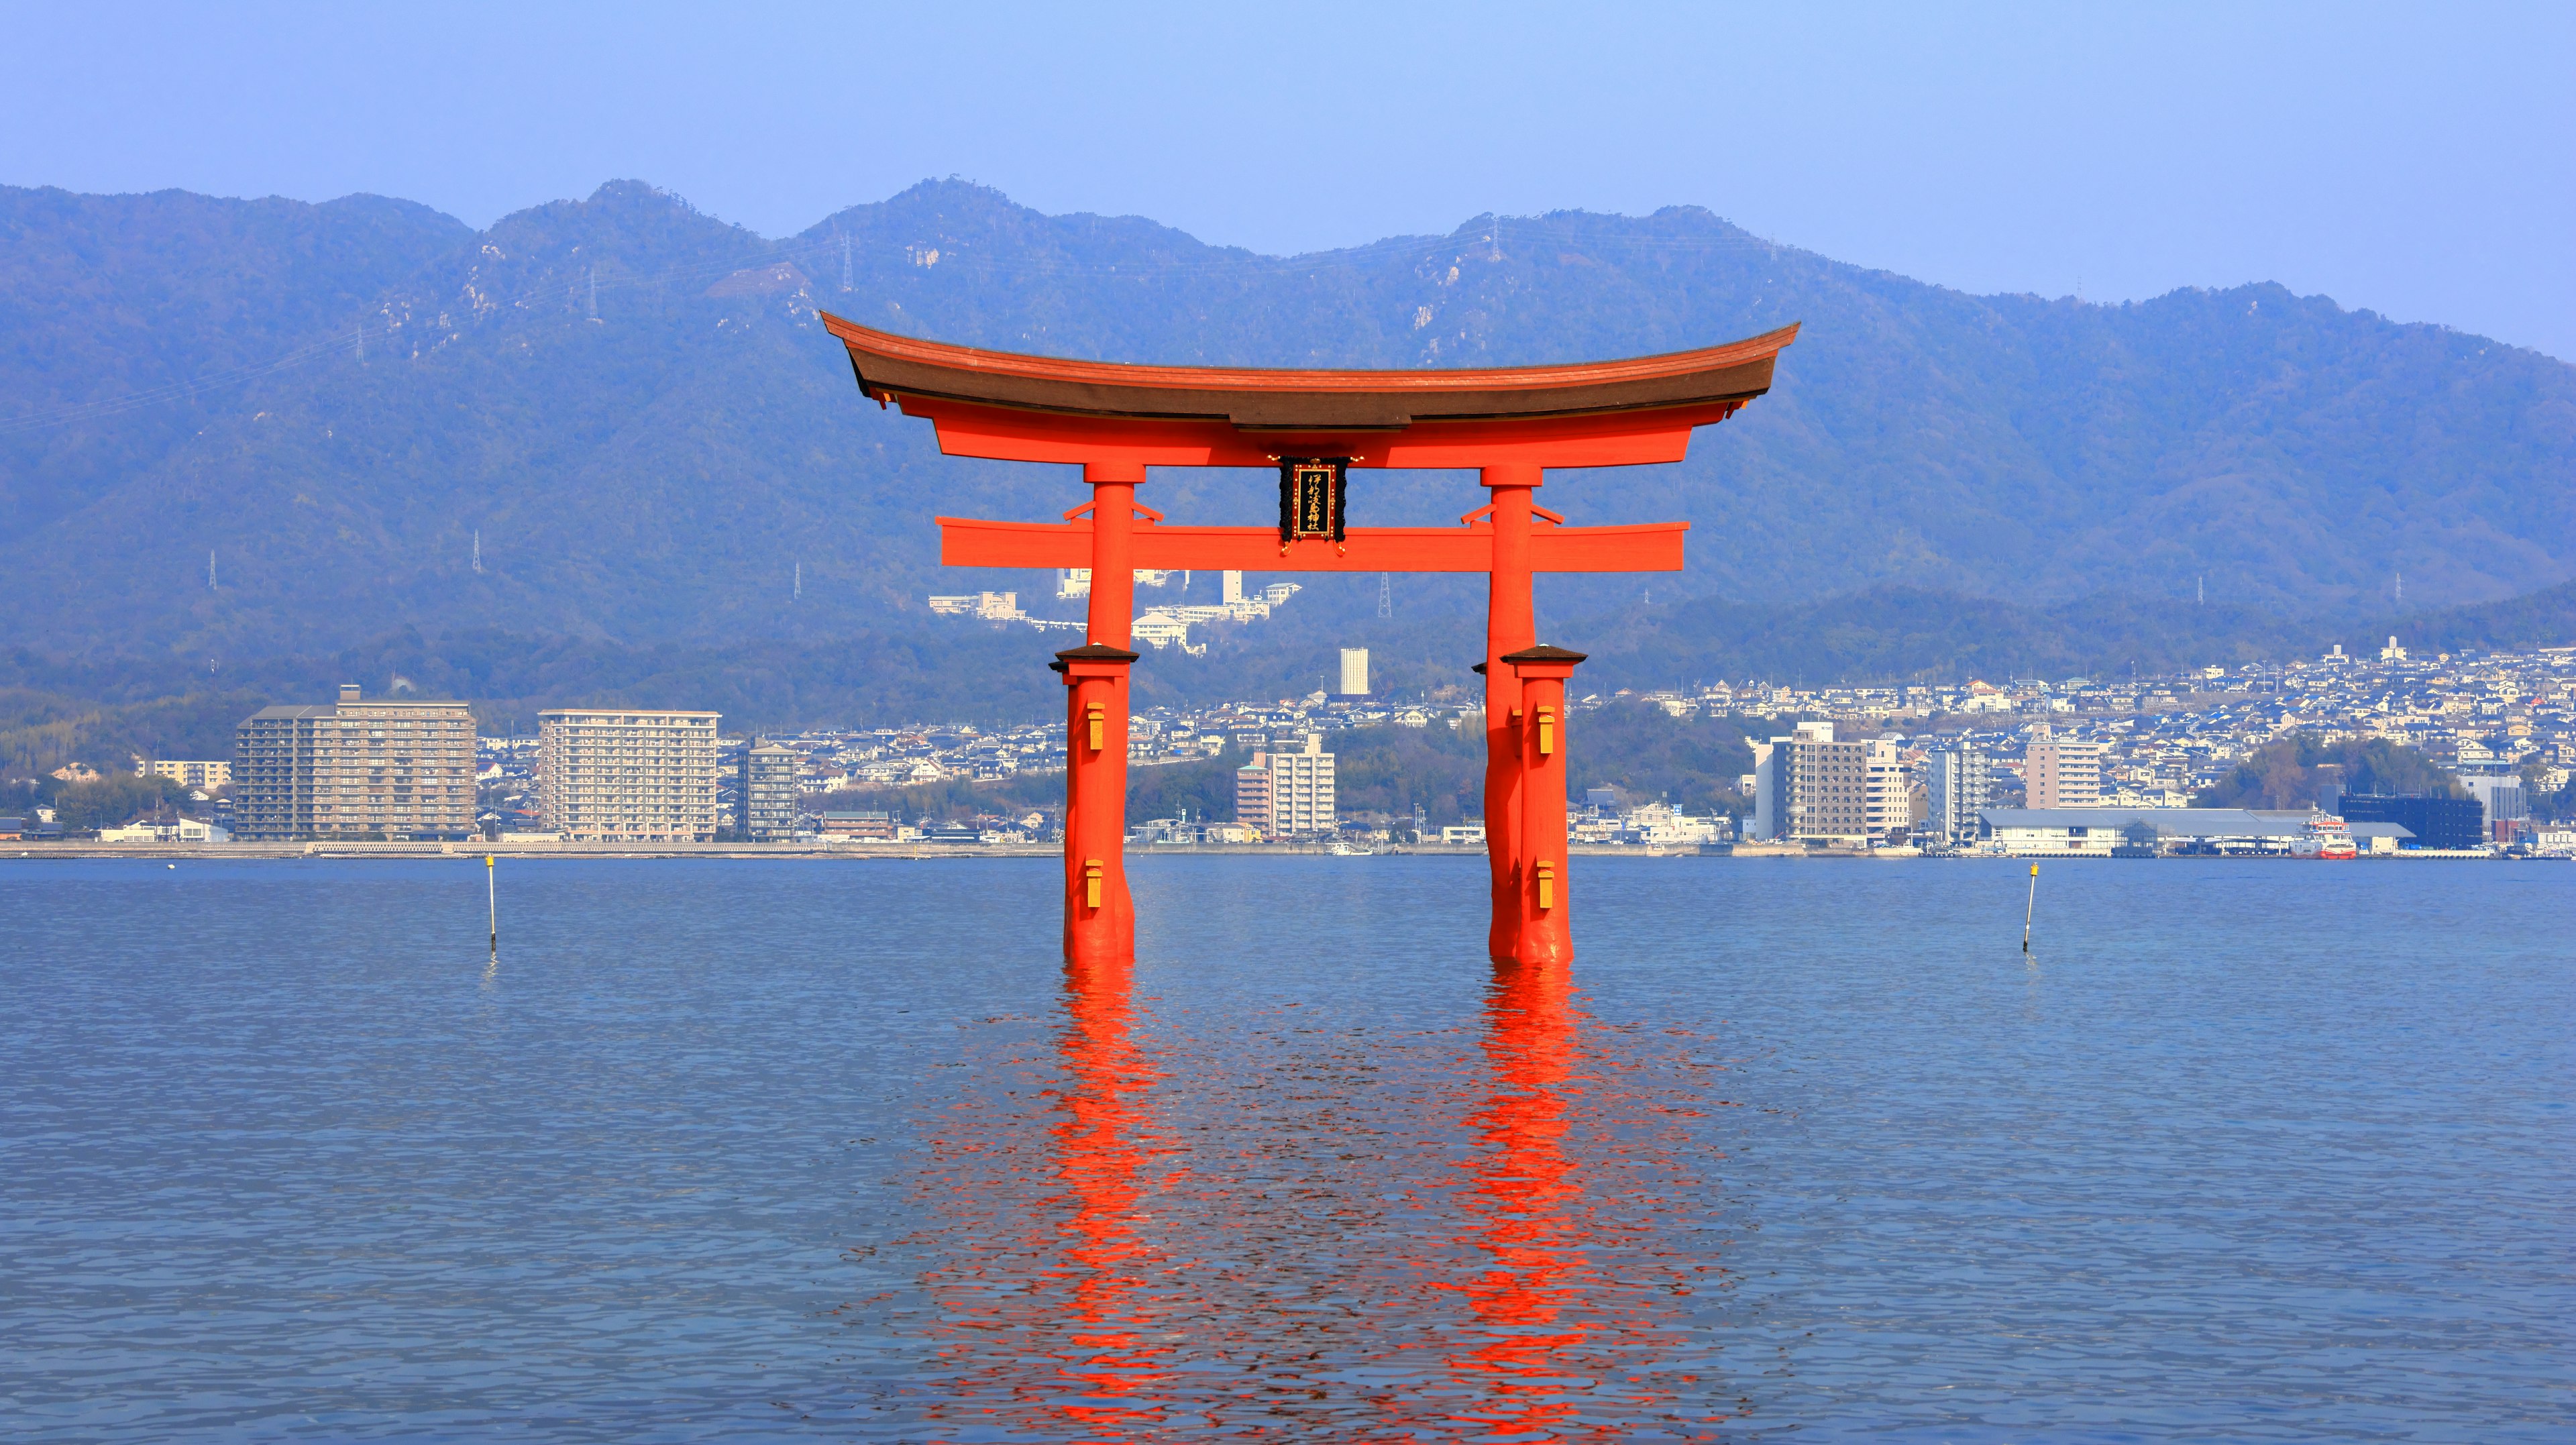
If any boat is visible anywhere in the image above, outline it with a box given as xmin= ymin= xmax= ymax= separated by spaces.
xmin=1325 ymin=841 xmax=1375 ymax=856
xmin=2292 ymin=816 xmax=2358 ymax=860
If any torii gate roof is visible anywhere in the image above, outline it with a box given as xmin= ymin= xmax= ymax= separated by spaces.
xmin=820 ymin=313 xmax=1797 ymax=470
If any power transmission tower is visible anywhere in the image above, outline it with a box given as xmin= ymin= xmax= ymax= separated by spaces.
xmin=794 ymin=561 xmax=801 ymax=602
xmin=1377 ymin=572 xmax=1391 ymax=619
xmin=841 ymin=232 xmax=853 ymax=291
xmin=588 ymin=268 xmax=598 ymax=319
xmin=355 ymin=322 xmax=364 ymax=362
xmin=472 ymin=529 xmax=482 ymax=574
xmin=207 ymin=549 xmax=217 ymax=590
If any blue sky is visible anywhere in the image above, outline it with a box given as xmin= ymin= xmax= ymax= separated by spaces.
xmin=5 ymin=1 xmax=2569 ymax=359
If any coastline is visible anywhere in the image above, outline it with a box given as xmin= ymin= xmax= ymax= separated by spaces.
xmin=1 ymin=841 xmax=2522 ymax=861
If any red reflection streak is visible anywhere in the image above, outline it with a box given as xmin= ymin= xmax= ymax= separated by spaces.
xmin=916 ymin=957 xmax=1175 ymax=1444
xmin=908 ymin=961 xmax=1724 ymax=1441
xmin=1412 ymin=961 xmax=1709 ymax=1444
xmin=1048 ymin=957 xmax=1169 ymax=1442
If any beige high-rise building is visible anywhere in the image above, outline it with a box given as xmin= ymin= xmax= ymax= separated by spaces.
xmin=233 ymin=684 xmax=476 ymax=840
xmin=1751 ymin=720 xmax=1868 ymax=842
xmin=1864 ymin=737 xmax=1913 ymax=845
xmin=1236 ymin=733 xmax=1336 ymax=837
xmin=537 ymin=709 xmax=721 ymax=841
xmin=2025 ymin=725 xmax=2107 ymax=808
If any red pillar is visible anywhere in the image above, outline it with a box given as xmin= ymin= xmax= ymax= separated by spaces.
xmin=1481 ymin=464 xmax=1540 ymax=960
xmin=1504 ymin=645 xmax=1585 ymax=967
xmin=1061 ymin=459 xmax=1145 ymax=965
xmin=1057 ymin=644 xmax=1138 ymax=963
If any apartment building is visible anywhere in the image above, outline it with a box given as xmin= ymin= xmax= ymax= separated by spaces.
xmin=1232 ymin=757 xmax=1272 ymax=835
xmin=1864 ymin=737 xmax=1913 ymax=845
xmin=1925 ymin=746 xmax=1994 ymax=845
xmin=537 ymin=708 xmax=722 ymax=842
xmin=1236 ymin=733 xmax=1336 ymax=836
xmin=1750 ymin=720 xmax=1868 ymax=843
xmin=2025 ymin=725 xmax=2108 ymax=808
xmin=232 ymin=684 xmax=476 ymax=841
xmin=738 ymin=740 xmax=800 ymax=841
xmin=136 ymin=757 xmax=231 ymax=789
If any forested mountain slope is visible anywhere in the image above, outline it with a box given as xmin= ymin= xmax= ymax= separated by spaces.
xmin=3 ymin=177 xmax=2571 ymax=665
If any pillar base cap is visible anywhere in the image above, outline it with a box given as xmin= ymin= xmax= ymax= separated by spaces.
xmin=1055 ymin=643 xmax=1142 ymax=663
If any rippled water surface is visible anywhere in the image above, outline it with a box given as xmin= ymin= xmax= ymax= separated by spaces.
xmin=2 ymin=855 xmax=2569 ymax=1442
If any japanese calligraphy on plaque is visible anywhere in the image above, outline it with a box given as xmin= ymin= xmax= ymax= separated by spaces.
xmin=1277 ymin=458 xmax=1348 ymax=546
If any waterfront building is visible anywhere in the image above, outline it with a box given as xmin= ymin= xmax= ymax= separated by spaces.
xmin=135 ymin=758 xmax=231 ymax=789
xmin=816 ymin=810 xmax=895 ymax=839
xmin=98 ymin=817 xmax=232 ymax=843
xmin=1237 ymin=734 xmax=1336 ymax=836
xmin=1751 ymin=720 xmax=1866 ymax=843
xmin=1925 ymin=745 xmax=1993 ymax=845
xmin=537 ymin=708 xmax=722 ymax=842
xmin=232 ymin=684 xmax=477 ymax=841
xmin=1980 ymin=807 xmax=2416 ymax=856
xmin=2337 ymin=792 xmax=2485 ymax=850
xmin=1232 ymin=756 xmax=1272 ymax=834
xmin=1864 ymin=737 xmax=1911 ymax=845
xmin=2459 ymin=774 xmax=2528 ymax=836
xmin=2025 ymin=725 xmax=2107 ymax=809
xmin=738 ymin=740 xmax=800 ymax=841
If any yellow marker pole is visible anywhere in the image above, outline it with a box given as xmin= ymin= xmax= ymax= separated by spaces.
xmin=486 ymin=854 xmax=498 ymax=961
xmin=2023 ymin=861 xmax=2039 ymax=953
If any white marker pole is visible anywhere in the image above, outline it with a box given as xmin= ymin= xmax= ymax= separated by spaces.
xmin=2023 ymin=862 xmax=2039 ymax=953
xmin=486 ymin=854 xmax=498 ymax=961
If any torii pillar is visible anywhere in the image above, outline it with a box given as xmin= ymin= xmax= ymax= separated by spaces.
xmin=819 ymin=312 xmax=1797 ymax=968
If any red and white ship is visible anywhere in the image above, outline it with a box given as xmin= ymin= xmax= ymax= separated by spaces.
xmin=2292 ymin=816 xmax=2359 ymax=859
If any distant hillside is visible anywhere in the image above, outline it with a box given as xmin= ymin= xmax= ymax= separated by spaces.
xmin=3 ymin=178 xmax=2573 ymax=672
xmin=7 ymin=574 xmax=2571 ymax=779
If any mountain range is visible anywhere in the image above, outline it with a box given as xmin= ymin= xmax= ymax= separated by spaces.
xmin=3 ymin=176 xmax=2573 ymax=743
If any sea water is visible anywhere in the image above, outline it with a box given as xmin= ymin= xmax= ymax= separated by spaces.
xmin=1 ymin=855 xmax=2567 ymax=1442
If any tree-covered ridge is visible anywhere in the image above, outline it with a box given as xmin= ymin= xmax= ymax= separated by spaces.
xmin=1 ymin=177 xmax=2571 ymax=674
xmin=2193 ymin=735 xmax=2462 ymax=810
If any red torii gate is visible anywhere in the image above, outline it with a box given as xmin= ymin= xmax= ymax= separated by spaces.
xmin=822 ymin=314 xmax=1796 ymax=967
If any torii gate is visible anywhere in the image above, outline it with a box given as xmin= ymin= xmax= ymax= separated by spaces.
xmin=822 ymin=314 xmax=1796 ymax=967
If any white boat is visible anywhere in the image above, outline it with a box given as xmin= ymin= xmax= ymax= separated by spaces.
xmin=2292 ymin=816 xmax=2358 ymax=860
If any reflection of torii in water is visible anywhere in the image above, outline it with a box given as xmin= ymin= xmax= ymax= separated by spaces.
xmin=822 ymin=315 xmax=1795 ymax=966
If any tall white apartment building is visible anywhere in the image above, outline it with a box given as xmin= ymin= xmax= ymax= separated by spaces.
xmin=537 ymin=708 xmax=722 ymax=841
xmin=2025 ymin=725 xmax=2107 ymax=809
xmin=1338 ymin=647 xmax=1370 ymax=696
xmin=1237 ymin=733 xmax=1336 ymax=837
xmin=1925 ymin=746 xmax=1994 ymax=845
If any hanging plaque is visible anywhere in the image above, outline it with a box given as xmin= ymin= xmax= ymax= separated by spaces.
xmin=1277 ymin=458 xmax=1348 ymax=545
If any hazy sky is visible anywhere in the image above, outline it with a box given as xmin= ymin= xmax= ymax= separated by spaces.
xmin=5 ymin=2 xmax=2569 ymax=359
